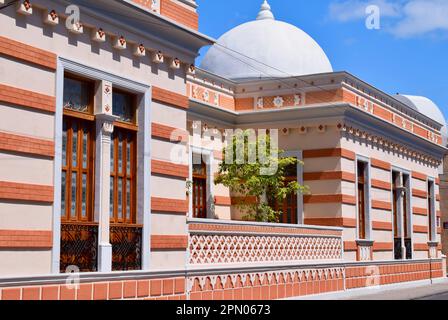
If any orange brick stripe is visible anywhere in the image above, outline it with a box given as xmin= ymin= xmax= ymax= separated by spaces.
xmin=305 ymin=217 xmax=357 ymax=228
xmin=213 ymin=150 xmax=223 ymax=161
xmin=0 ymin=131 xmax=54 ymax=158
xmin=214 ymin=196 xmax=231 ymax=206
xmin=0 ymin=277 xmax=186 ymax=300
xmin=188 ymin=223 xmax=342 ymax=237
xmin=371 ymin=179 xmax=391 ymax=191
xmin=414 ymin=243 xmax=429 ymax=251
xmin=303 ymin=171 xmax=356 ymax=182
xmin=231 ymin=196 xmax=258 ymax=205
xmin=151 ymin=160 xmax=188 ymax=179
xmin=435 ymin=178 xmax=440 ymax=185
xmin=413 ymin=225 xmax=428 ymax=234
xmin=152 ymin=86 xmax=189 ymax=110
xmin=151 ymin=197 xmax=188 ymax=214
xmin=373 ymin=242 xmax=394 ymax=252
xmin=304 ymin=194 xmax=356 ymax=205
xmin=412 ymin=189 xmax=427 ymax=199
xmin=371 ymin=200 xmax=392 ymax=211
xmin=0 ymin=230 xmax=52 ymax=249
xmin=371 ymin=158 xmax=391 ymax=171
xmin=0 ymin=181 xmax=53 ymax=203
xmin=152 ymin=122 xmax=188 ymax=142
xmin=0 ymin=84 xmax=55 ymax=113
xmin=303 ymin=148 xmax=355 ymax=161
xmin=0 ymin=36 xmax=56 ymax=70
xmin=151 ymin=235 xmax=188 ymax=250
xmin=160 ymin=0 xmax=199 ymax=30
xmin=343 ymin=241 xmax=357 ymax=251
xmin=372 ymin=221 xmax=393 ymax=231
xmin=412 ymin=171 xmax=428 ymax=182
xmin=413 ymin=207 xmax=428 ymax=216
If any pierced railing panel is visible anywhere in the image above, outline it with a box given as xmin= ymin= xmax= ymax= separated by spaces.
xmin=60 ymin=223 xmax=98 ymax=272
xmin=110 ymin=225 xmax=142 ymax=271
xmin=188 ymin=220 xmax=343 ymax=265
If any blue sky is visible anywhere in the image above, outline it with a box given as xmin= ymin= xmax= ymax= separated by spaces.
xmin=196 ymin=0 xmax=448 ymax=119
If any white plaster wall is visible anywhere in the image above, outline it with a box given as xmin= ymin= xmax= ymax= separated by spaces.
xmin=0 ymin=250 xmax=52 ymax=276
xmin=0 ymin=202 xmax=52 ymax=230
xmin=0 ymin=153 xmax=53 ymax=185
xmin=150 ymin=251 xmax=186 ymax=270
xmin=0 ymin=103 xmax=55 ymax=140
xmin=151 ymin=175 xmax=186 ymax=199
xmin=151 ymin=214 xmax=187 ymax=235
xmin=0 ymin=56 xmax=55 ymax=95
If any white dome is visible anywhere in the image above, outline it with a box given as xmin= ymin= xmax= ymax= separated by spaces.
xmin=395 ymin=94 xmax=448 ymax=146
xmin=200 ymin=1 xmax=333 ymax=80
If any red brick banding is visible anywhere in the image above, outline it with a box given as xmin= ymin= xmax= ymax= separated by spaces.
xmin=414 ymin=243 xmax=429 ymax=251
xmin=0 ymin=131 xmax=54 ymax=158
xmin=305 ymin=217 xmax=357 ymax=228
xmin=413 ymin=225 xmax=428 ymax=234
xmin=412 ymin=189 xmax=428 ymax=199
xmin=372 ymin=242 xmax=394 ymax=252
xmin=303 ymin=148 xmax=355 ymax=161
xmin=151 ymin=235 xmax=188 ymax=250
xmin=413 ymin=207 xmax=428 ymax=216
xmin=214 ymin=196 xmax=231 ymax=206
xmin=151 ymin=197 xmax=188 ymax=214
xmin=0 ymin=230 xmax=52 ymax=249
xmin=0 ymin=181 xmax=53 ymax=203
xmin=0 ymin=36 xmax=56 ymax=70
xmin=370 ymin=158 xmax=391 ymax=171
xmin=412 ymin=171 xmax=428 ymax=182
xmin=152 ymin=122 xmax=188 ymax=142
xmin=371 ymin=179 xmax=391 ymax=191
xmin=372 ymin=221 xmax=393 ymax=231
xmin=151 ymin=160 xmax=188 ymax=179
xmin=152 ymin=86 xmax=189 ymax=110
xmin=160 ymin=0 xmax=199 ymax=30
xmin=0 ymin=84 xmax=55 ymax=113
xmin=303 ymin=171 xmax=356 ymax=182
xmin=304 ymin=194 xmax=357 ymax=205
xmin=371 ymin=200 xmax=392 ymax=211
xmin=188 ymin=222 xmax=342 ymax=237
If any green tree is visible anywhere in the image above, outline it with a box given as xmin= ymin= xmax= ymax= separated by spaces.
xmin=214 ymin=130 xmax=307 ymax=222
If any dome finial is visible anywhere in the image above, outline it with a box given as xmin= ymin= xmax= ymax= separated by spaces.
xmin=256 ymin=0 xmax=275 ymax=20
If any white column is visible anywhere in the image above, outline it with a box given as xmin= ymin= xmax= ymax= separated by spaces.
xmin=94 ymin=80 xmax=117 ymax=272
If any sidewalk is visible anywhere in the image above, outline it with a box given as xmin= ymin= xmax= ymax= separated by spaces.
xmin=288 ymin=278 xmax=448 ymax=300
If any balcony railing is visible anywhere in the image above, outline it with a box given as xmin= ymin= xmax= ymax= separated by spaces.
xmin=60 ymin=223 xmax=98 ymax=273
xmin=187 ymin=219 xmax=343 ymax=266
xmin=110 ymin=225 xmax=143 ymax=271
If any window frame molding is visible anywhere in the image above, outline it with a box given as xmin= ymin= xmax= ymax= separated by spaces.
xmin=355 ymin=155 xmax=372 ymax=241
xmin=282 ymin=150 xmax=304 ymax=225
xmin=391 ymin=165 xmax=414 ymax=257
xmin=188 ymin=145 xmax=215 ymax=220
xmin=52 ymin=57 xmax=152 ymax=273
xmin=427 ymin=177 xmax=437 ymax=243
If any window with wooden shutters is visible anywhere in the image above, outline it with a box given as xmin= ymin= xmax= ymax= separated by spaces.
xmin=192 ymin=159 xmax=207 ymax=219
xmin=109 ymin=89 xmax=141 ymax=271
xmin=60 ymin=75 xmax=98 ymax=273
xmin=357 ymin=161 xmax=367 ymax=240
xmin=269 ymin=162 xmax=298 ymax=224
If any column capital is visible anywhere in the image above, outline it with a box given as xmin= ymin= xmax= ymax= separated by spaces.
xmin=96 ymin=113 xmax=119 ymax=135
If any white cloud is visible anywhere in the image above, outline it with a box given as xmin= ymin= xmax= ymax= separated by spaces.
xmin=329 ymin=0 xmax=401 ymax=22
xmin=328 ymin=0 xmax=448 ymax=38
xmin=391 ymin=0 xmax=448 ymax=37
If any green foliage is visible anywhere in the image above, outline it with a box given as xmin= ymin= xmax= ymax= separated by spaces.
xmin=214 ymin=130 xmax=307 ymax=222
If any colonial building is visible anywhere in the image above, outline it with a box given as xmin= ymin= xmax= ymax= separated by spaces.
xmin=0 ymin=0 xmax=446 ymax=300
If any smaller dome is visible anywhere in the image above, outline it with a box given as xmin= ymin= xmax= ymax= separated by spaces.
xmin=395 ymin=94 xmax=448 ymax=146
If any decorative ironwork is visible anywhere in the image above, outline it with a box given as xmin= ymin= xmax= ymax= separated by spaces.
xmin=405 ymin=238 xmax=412 ymax=260
xmin=110 ymin=225 xmax=142 ymax=271
xmin=60 ymin=223 xmax=98 ymax=273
